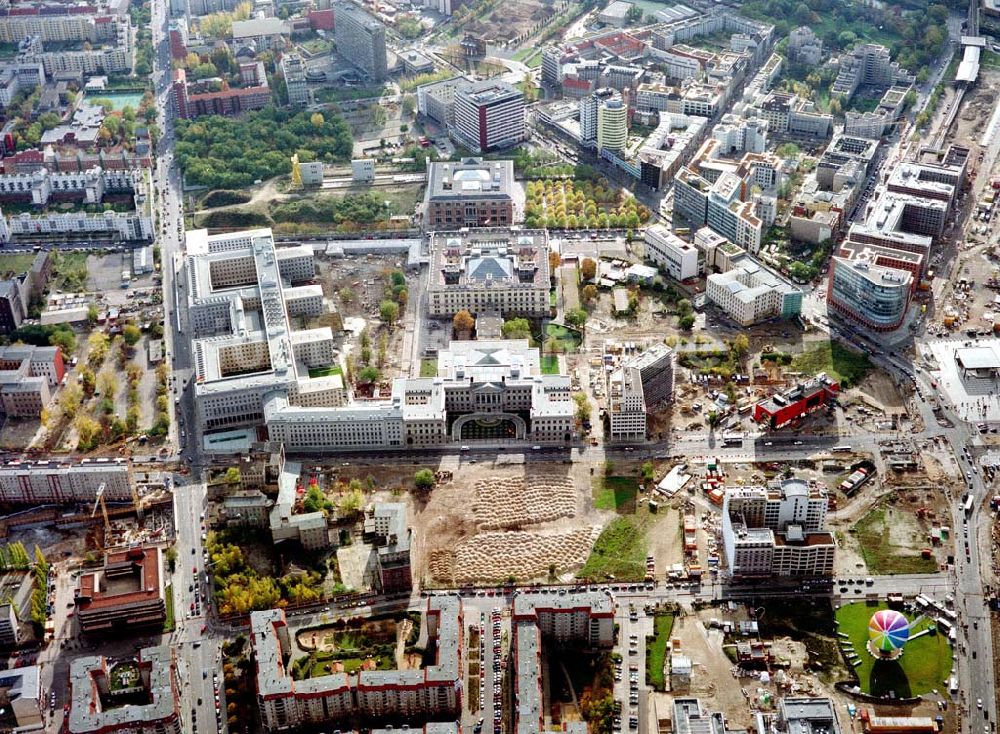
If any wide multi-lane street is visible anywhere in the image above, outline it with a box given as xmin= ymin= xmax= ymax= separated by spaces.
xmin=133 ymin=3 xmax=1000 ymax=732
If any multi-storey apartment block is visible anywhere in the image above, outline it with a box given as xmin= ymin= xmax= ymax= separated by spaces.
xmin=605 ymin=343 xmax=675 ymax=442
xmin=252 ymin=597 xmax=462 ymax=731
xmin=0 ymin=460 xmax=133 ymax=505
xmin=512 ymin=592 xmax=615 ymax=734
xmin=68 ymin=646 xmax=181 ymax=734
xmin=363 ymin=503 xmax=412 ymax=593
xmin=333 ymin=2 xmax=388 ymax=81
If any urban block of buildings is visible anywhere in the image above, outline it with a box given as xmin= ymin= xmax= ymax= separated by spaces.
xmin=416 ymin=76 xmax=473 ymax=128
xmin=0 ymin=344 xmax=66 ymax=417
xmin=705 ymin=253 xmax=802 ymax=327
xmin=74 ymin=545 xmax=166 ymax=635
xmin=67 ymin=646 xmax=181 ymax=734
xmin=13 ymin=17 xmax=134 ymax=76
xmin=604 ymin=342 xmax=676 ymax=442
xmin=512 ymin=591 xmax=615 ymax=734
xmin=0 ymin=665 xmax=42 ymax=730
xmin=427 ymin=228 xmax=549 ymax=317
xmin=830 ymin=43 xmax=914 ymax=104
xmin=0 ymin=571 xmax=35 ymax=648
xmin=0 ymin=166 xmax=153 ymax=243
xmin=721 ymin=478 xmax=835 ymax=578
xmin=787 ymin=26 xmax=823 ymax=65
xmin=424 ymin=158 xmax=516 ymax=230
xmin=828 ymin=146 xmax=968 ymax=331
xmin=251 ymin=596 xmax=462 ymax=731
xmin=673 ymin=139 xmax=780 ymax=254
xmin=171 ymin=66 xmax=271 ymax=120
xmin=187 ymin=228 xmax=576 ymax=451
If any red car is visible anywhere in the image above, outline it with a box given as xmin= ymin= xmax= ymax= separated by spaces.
xmin=200 ymin=624 xmax=207 ymax=633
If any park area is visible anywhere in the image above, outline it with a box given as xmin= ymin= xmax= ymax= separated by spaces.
xmin=835 ymin=602 xmax=952 ymax=699
xmin=523 ymin=178 xmax=651 ymax=230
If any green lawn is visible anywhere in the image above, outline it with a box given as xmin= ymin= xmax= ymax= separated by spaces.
xmin=309 ymin=653 xmax=393 ymax=677
xmin=420 ymin=358 xmax=438 ymax=377
xmin=0 ymin=253 xmax=40 ymax=275
xmin=645 ymin=614 xmax=675 ymax=691
xmin=835 ymin=602 xmax=952 ymax=698
xmin=109 ymin=662 xmax=141 ymax=691
xmin=577 ymin=515 xmax=650 ymax=581
xmin=308 ymin=365 xmax=343 ymax=379
xmin=545 ymin=323 xmax=582 ymax=352
xmin=852 ymin=508 xmax=938 ymax=575
xmin=592 ymin=476 xmax=639 ymax=513
xmin=790 ymin=341 xmax=870 ymax=388
xmin=163 ymin=584 xmax=175 ymax=633
xmin=540 ymin=354 xmax=560 ymax=375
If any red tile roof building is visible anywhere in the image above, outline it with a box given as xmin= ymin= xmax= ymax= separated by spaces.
xmin=75 ymin=545 xmax=165 ymax=635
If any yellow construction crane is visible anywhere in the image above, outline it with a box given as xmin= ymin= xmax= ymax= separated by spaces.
xmin=91 ymin=483 xmax=110 ymax=550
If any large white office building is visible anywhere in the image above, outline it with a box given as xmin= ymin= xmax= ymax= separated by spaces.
xmin=643 ymin=224 xmax=699 ymax=281
xmin=265 ymin=339 xmax=575 ymax=451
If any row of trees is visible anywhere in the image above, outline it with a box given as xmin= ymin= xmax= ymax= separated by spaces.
xmin=29 ymin=547 xmax=48 ymax=630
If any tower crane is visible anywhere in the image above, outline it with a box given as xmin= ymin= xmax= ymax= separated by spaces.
xmin=91 ymin=483 xmax=110 ymax=550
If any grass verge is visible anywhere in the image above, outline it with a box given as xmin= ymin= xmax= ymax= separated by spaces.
xmin=645 ymin=614 xmax=674 ymax=691
xmin=420 ymin=358 xmax=438 ymax=377
xmin=592 ymin=476 xmax=639 ymax=513
xmin=163 ymin=583 xmax=175 ymax=633
xmin=540 ymin=354 xmax=560 ymax=375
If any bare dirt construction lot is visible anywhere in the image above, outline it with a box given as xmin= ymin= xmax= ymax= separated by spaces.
xmin=461 ymin=0 xmax=558 ymax=44
xmin=314 ymin=253 xmax=413 ymax=382
xmin=827 ymin=451 xmax=955 ymax=576
xmin=414 ymin=458 xmax=605 ymax=586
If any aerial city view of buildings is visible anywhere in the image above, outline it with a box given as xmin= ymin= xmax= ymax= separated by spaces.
xmin=0 ymin=0 xmax=996 ymax=731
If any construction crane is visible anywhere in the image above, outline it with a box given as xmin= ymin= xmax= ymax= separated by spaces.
xmin=91 ymin=483 xmax=110 ymax=550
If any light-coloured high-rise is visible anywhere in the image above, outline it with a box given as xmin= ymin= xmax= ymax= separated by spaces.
xmin=333 ymin=2 xmax=387 ymax=81
xmin=597 ymin=95 xmax=627 ymax=154
xmin=281 ymin=53 xmax=309 ymax=107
